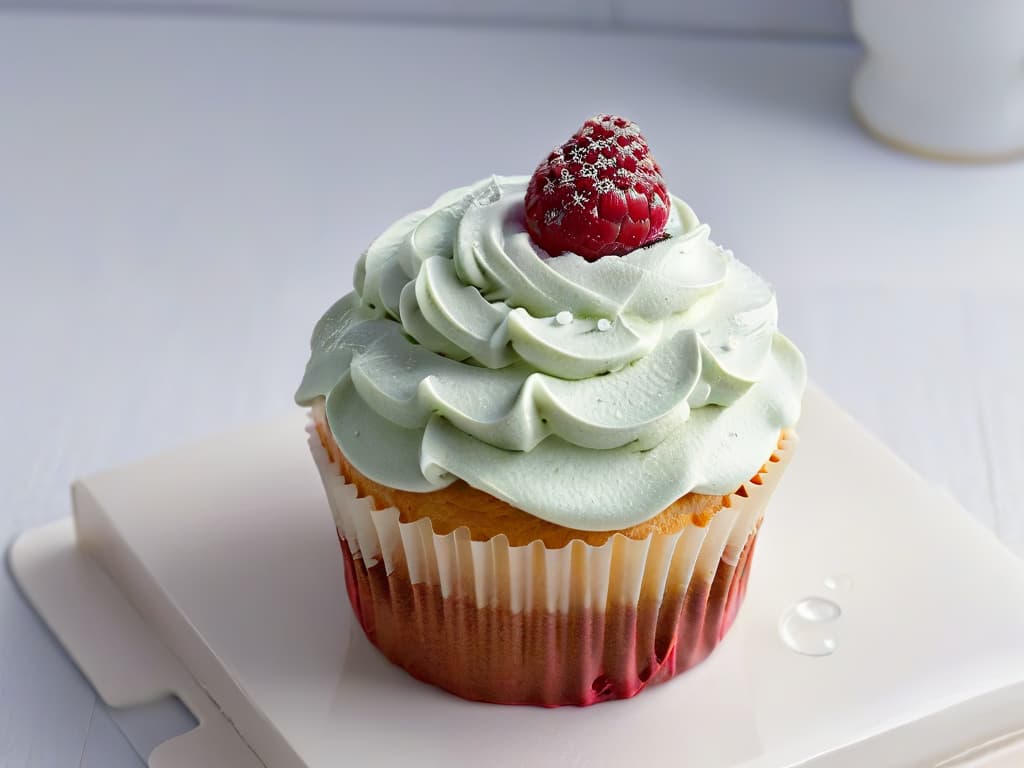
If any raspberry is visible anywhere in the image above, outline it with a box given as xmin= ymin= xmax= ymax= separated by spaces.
xmin=524 ymin=115 xmax=670 ymax=262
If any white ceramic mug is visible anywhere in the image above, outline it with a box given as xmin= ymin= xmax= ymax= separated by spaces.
xmin=851 ymin=0 xmax=1024 ymax=161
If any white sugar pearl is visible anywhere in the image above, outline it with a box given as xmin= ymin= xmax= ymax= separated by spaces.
xmin=597 ymin=318 xmax=612 ymax=332
xmin=555 ymin=310 xmax=573 ymax=326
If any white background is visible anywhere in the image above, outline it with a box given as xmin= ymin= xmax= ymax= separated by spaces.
xmin=1 ymin=4 xmax=1022 ymax=767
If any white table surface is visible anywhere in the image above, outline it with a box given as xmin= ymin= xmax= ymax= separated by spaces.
xmin=1 ymin=9 xmax=1022 ymax=767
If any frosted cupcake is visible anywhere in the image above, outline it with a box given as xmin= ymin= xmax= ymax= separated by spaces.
xmin=296 ymin=115 xmax=806 ymax=706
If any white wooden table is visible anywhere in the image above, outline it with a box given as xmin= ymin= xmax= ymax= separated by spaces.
xmin=1 ymin=10 xmax=1021 ymax=766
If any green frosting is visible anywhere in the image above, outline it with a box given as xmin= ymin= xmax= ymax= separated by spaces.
xmin=297 ymin=176 xmax=805 ymax=529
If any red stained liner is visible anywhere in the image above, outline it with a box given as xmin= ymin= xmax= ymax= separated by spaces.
xmin=337 ymin=528 xmax=759 ymax=707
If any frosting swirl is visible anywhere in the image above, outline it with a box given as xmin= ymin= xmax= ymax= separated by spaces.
xmin=296 ymin=176 xmax=805 ymax=530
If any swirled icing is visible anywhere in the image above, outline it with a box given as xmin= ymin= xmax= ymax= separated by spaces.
xmin=296 ymin=176 xmax=805 ymax=530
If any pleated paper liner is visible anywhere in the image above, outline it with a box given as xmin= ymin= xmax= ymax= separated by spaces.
xmin=309 ymin=412 xmax=797 ymax=707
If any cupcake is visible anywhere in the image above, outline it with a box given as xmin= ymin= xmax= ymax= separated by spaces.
xmin=296 ymin=115 xmax=806 ymax=706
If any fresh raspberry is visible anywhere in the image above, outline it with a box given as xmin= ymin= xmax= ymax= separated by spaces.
xmin=524 ymin=115 xmax=670 ymax=262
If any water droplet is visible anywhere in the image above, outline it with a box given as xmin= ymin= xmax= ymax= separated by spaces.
xmin=555 ymin=310 xmax=573 ymax=326
xmin=597 ymin=318 xmax=612 ymax=332
xmin=794 ymin=598 xmax=840 ymax=622
xmin=779 ymin=597 xmax=841 ymax=657
xmin=824 ymin=574 xmax=853 ymax=592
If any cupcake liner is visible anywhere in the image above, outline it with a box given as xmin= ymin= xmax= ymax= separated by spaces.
xmin=309 ymin=413 xmax=796 ymax=706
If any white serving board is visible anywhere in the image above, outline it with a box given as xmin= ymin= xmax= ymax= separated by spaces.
xmin=11 ymin=385 xmax=1024 ymax=768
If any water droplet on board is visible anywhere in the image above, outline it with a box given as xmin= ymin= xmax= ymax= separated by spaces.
xmin=779 ymin=597 xmax=841 ymax=657
xmin=824 ymin=574 xmax=853 ymax=592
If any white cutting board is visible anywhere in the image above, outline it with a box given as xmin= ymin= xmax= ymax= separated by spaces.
xmin=11 ymin=385 xmax=1024 ymax=767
